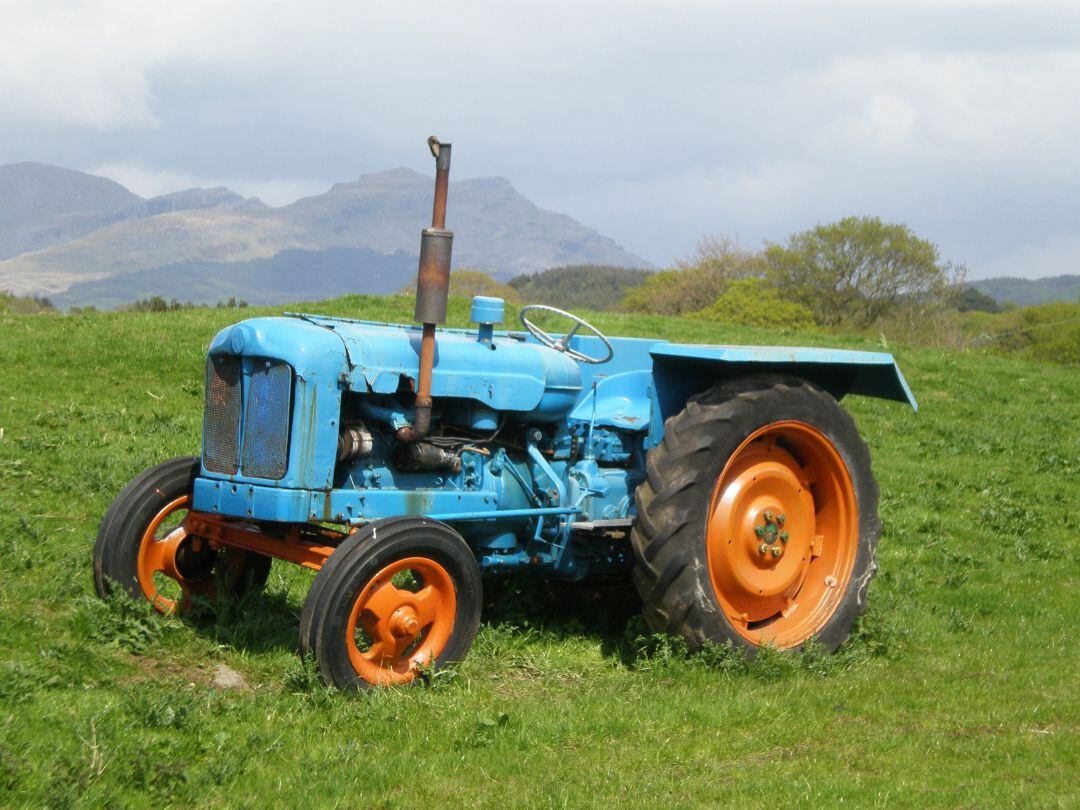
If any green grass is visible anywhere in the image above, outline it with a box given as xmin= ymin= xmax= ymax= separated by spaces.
xmin=1 ymin=295 xmax=1077 ymax=807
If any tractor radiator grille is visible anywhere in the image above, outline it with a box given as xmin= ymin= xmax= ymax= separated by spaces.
xmin=202 ymin=356 xmax=294 ymax=480
xmin=241 ymin=360 xmax=293 ymax=479
xmin=203 ymin=356 xmax=242 ymax=474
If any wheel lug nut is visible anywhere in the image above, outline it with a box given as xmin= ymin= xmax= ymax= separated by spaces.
xmin=755 ymin=526 xmax=766 ymax=537
xmin=763 ymin=510 xmax=774 ymax=522
xmin=777 ymin=514 xmax=786 ymax=525
xmin=759 ymin=543 xmax=769 ymax=555
xmin=771 ymin=546 xmax=783 ymax=558
xmin=780 ymin=531 xmax=789 ymax=543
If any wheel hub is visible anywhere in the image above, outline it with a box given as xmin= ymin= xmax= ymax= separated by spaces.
xmin=705 ymin=421 xmax=859 ymax=647
xmin=345 ymin=557 xmax=456 ymax=686
xmin=389 ymin=606 xmax=421 ymax=638
xmin=754 ymin=510 xmax=790 ymax=561
xmin=173 ymin=535 xmax=217 ymax=581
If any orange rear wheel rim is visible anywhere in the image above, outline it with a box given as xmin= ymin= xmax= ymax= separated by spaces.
xmin=346 ymin=557 xmax=457 ymax=686
xmin=705 ymin=421 xmax=858 ymax=648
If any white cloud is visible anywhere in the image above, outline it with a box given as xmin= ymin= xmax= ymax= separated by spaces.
xmin=89 ymin=162 xmax=326 ymax=206
xmin=799 ymin=50 xmax=1080 ymax=174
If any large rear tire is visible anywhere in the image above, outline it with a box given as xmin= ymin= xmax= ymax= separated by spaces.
xmin=93 ymin=457 xmax=271 ymax=614
xmin=630 ymin=376 xmax=880 ymax=652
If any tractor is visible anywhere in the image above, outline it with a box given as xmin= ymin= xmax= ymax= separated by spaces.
xmin=93 ymin=137 xmax=917 ymax=689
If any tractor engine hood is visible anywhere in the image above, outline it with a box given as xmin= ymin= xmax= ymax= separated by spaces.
xmin=208 ymin=314 xmax=583 ymax=418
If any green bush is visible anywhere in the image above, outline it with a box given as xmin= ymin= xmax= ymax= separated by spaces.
xmin=0 ymin=291 xmax=55 ymax=315
xmin=691 ymin=278 xmax=815 ymax=330
xmin=965 ymin=300 xmax=1080 ymax=364
xmin=398 ymin=269 xmax=521 ymax=303
xmin=620 ymin=236 xmax=761 ymax=315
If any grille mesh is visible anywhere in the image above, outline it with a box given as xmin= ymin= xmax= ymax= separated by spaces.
xmin=203 ymin=356 xmax=242 ymax=474
xmin=241 ymin=360 xmax=293 ymax=479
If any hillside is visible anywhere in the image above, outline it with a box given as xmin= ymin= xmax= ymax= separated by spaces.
xmin=0 ymin=162 xmax=263 ymax=262
xmin=0 ymin=164 xmax=650 ymax=304
xmin=0 ymin=297 xmax=1074 ymax=805
xmin=971 ymin=274 xmax=1080 ymax=306
xmin=0 ymin=162 xmax=142 ymax=259
xmin=52 ymin=247 xmax=417 ymax=309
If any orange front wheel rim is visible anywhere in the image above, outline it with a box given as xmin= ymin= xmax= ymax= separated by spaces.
xmin=705 ymin=421 xmax=858 ymax=648
xmin=136 ymin=495 xmax=218 ymax=614
xmin=346 ymin=557 xmax=457 ymax=686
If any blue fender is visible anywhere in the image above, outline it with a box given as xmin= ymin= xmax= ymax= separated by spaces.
xmin=647 ymin=343 xmax=917 ymax=423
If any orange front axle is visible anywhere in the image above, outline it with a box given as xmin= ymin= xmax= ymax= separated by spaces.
xmin=183 ymin=511 xmax=351 ymax=571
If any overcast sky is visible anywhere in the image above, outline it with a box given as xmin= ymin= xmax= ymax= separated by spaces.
xmin=2 ymin=1 xmax=1078 ymax=279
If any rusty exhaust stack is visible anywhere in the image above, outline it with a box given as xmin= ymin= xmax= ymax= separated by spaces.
xmin=398 ymin=136 xmax=453 ymax=443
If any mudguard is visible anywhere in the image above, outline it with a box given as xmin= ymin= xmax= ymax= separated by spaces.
xmin=648 ymin=343 xmax=917 ymax=425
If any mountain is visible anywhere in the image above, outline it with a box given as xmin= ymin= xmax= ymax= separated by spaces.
xmin=0 ymin=163 xmax=264 ymax=263
xmin=0 ymin=164 xmax=650 ymax=306
xmin=971 ymin=275 xmax=1080 ymax=307
xmin=52 ymin=247 xmax=417 ymax=310
xmin=0 ymin=162 xmax=142 ymax=259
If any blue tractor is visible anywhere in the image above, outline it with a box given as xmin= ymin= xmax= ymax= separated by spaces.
xmin=94 ymin=138 xmax=917 ymax=689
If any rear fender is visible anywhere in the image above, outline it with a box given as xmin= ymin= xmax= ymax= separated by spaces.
xmin=648 ymin=344 xmax=917 ymax=443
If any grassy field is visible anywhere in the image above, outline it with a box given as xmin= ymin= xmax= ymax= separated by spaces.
xmin=0 ymin=295 xmax=1077 ymax=807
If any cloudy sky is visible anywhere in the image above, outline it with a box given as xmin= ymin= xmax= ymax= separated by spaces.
xmin=2 ymin=0 xmax=1077 ymax=278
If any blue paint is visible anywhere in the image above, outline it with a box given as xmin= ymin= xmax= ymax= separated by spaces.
xmin=192 ymin=295 xmax=916 ymax=580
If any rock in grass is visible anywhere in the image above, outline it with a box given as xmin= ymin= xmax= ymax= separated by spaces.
xmin=212 ymin=664 xmax=249 ymax=691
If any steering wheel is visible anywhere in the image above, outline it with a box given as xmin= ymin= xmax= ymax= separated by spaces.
xmin=519 ymin=304 xmax=614 ymax=364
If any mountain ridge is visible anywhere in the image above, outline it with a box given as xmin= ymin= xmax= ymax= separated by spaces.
xmin=0 ymin=163 xmax=650 ymax=302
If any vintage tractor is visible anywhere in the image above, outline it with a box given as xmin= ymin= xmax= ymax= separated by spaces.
xmin=93 ymin=138 xmax=917 ymax=689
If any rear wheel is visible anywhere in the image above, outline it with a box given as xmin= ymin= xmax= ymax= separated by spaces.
xmin=631 ymin=376 xmax=879 ymax=652
xmin=299 ymin=517 xmax=482 ymax=689
xmin=93 ymin=457 xmax=271 ymax=613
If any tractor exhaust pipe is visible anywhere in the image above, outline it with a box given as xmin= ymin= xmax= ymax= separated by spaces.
xmin=399 ymin=136 xmax=453 ymax=443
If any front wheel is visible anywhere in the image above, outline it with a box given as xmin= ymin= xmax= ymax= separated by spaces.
xmin=93 ymin=457 xmax=271 ymax=614
xmin=299 ymin=517 xmax=482 ymax=689
xmin=631 ymin=376 xmax=880 ymax=652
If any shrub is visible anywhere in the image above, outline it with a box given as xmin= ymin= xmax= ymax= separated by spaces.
xmin=969 ymin=300 xmax=1080 ymax=364
xmin=691 ymin=278 xmax=815 ymax=330
xmin=397 ymin=269 xmax=520 ymax=302
xmin=0 ymin=291 xmax=56 ymax=315
xmin=620 ymin=236 xmax=761 ymax=315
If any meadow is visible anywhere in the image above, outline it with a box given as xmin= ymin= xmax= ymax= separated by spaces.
xmin=0 ymin=294 xmax=1076 ymax=807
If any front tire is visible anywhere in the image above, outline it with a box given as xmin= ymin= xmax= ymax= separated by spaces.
xmin=93 ymin=457 xmax=271 ymax=613
xmin=631 ymin=376 xmax=880 ymax=652
xmin=299 ymin=517 xmax=482 ymax=690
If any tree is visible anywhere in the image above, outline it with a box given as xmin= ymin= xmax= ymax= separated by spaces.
xmin=620 ymin=236 xmax=761 ymax=315
xmin=955 ymin=286 xmax=1001 ymax=313
xmin=763 ymin=217 xmax=966 ymax=328
xmin=508 ymin=265 xmax=652 ymax=311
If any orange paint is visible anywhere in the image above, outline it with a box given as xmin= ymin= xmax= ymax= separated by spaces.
xmin=136 ymin=495 xmax=215 ymax=614
xmin=705 ymin=421 xmax=858 ymax=648
xmin=345 ymin=557 xmax=456 ymax=686
xmin=183 ymin=512 xmax=339 ymax=570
